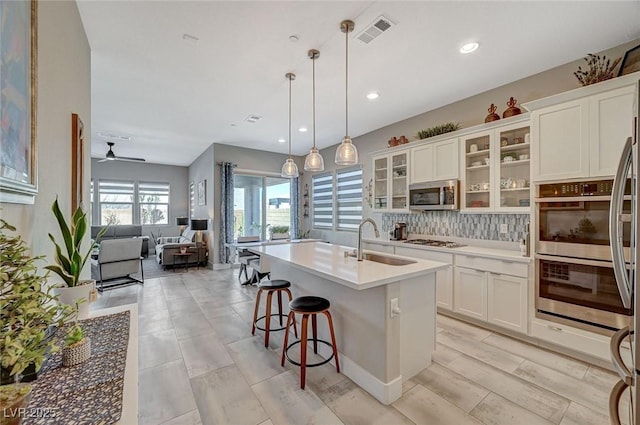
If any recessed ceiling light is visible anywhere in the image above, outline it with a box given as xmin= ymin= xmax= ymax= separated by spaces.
xmin=289 ymin=35 xmax=299 ymax=43
xmin=366 ymin=92 xmax=379 ymax=100
xmin=460 ymin=42 xmax=479 ymax=54
xmin=245 ymin=114 xmax=262 ymax=123
xmin=277 ymin=138 xmax=286 ymax=143
xmin=298 ymin=127 xmax=308 ymax=132
xmin=183 ymin=34 xmax=200 ymax=44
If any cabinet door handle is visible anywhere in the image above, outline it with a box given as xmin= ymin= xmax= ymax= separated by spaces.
xmin=547 ymin=325 xmax=563 ymax=332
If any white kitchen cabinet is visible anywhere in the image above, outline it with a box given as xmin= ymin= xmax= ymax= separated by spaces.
xmin=454 ymin=254 xmax=529 ymax=333
xmin=487 ymin=273 xmax=527 ymax=333
xmin=362 ymin=241 xmax=394 ymax=254
xmin=460 ymin=120 xmax=531 ymax=213
xmin=395 ymin=247 xmax=453 ymax=310
xmin=410 ymin=138 xmax=459 ymax=184
xmin=530 ymin=83 xmax=635 ymax=182
xmin=453 ymin=267 xmax=487 ymax=320
xmin=372 ymin=150 xmax=409 ymax=212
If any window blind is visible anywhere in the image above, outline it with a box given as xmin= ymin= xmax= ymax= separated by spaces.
xmin=312 ymin=173 xmax=334 ymax=229
xmin=336 ymin=167 xmax=363 ymax=230
xmin=139 ymin=182 xmax=170 ymax=225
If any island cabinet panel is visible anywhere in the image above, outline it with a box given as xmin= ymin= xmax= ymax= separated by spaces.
xmin=453 ymin=267 xmax=487 ymax=320
xmin=363 ymin=241 xmax=394 ymax=254
xmin=395 ymin=247 xmax=453 ymax=310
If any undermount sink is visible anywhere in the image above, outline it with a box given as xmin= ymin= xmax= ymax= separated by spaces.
xmin=361 ymin=253 xmax=416 ymax=266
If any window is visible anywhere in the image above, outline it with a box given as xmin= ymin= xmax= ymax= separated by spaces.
xmin=312 ymin=173 xmax=334 ymax=229
xmin=312 ymin=167 xmax=363 ymax=231
xmin=99 ymin=180 xmax=134 ymax=225
xmin=336 ymin=167 xmax=363 ymax=230
xmin=139 ymin=182 xmax=170 ymax=225
xmin=233 ymin=174 xmax=291 ymax=239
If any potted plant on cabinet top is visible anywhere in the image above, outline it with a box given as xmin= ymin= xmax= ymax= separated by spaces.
xmin=45 ymin=198 xmax=107 ymax=320
xmin=0 ymin=219 xmax=73 ymax=424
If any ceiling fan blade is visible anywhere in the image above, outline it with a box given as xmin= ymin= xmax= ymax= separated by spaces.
xmin=97 ymin=158 xmax=110 ymax=163
xmin=114 ymin=156 xmax=146 ymax=162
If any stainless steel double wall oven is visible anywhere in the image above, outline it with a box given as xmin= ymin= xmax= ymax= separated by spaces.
xmin=535 ymin=179 xmax=632 ymax=332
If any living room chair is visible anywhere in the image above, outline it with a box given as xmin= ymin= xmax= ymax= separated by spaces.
xmin=92 ymin=238 xmax=144 ymax=291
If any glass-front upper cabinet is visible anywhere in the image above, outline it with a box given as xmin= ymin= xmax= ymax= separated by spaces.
xmin=460 ymin=118 xmax=531 ymax=213
xmin=497 ymin=123 xmax=531 ymax=210
xmin=372 ymin=150 xmax=409 ymax=212
xmin=462 ymin=131 xmax=492 ymax=211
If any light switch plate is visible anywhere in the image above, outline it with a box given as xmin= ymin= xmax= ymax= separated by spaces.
xmin=500 ymin=223 xmax=508 ymax=234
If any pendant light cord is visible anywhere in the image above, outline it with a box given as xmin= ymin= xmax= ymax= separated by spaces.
xmin=288 ymin=74 xmax=292 ymax=159
xmin=312 ymin=53 xmax=317 ymax=149
xmin=344 ymin=26 xmax=349 ymax=138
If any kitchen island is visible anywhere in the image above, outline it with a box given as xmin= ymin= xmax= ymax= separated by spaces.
xmin=250 ymin=241 xmax=448 ymax=404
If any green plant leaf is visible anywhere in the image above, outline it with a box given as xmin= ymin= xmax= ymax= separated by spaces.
xmin=51 ymin=198 xmax=74 ymax=258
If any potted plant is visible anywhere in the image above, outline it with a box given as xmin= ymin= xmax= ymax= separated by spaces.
xmin=0 ymin=219 xmax=73 ymax=424
xmin=61 ymin=322 xmax=91 ymax=367
xmin=269 ymin=225 xmax=290 ymax=240
xmin=45 ymin=198 xmax=107 ymax=320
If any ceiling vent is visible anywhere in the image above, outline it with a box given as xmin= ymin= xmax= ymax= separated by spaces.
xmin=355 ymin=15 xmax=395 ymax=44
xmin=245 ymin=115 xmax=262 ymax=123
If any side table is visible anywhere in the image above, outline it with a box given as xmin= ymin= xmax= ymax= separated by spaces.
xmin=173 ymin=252 xmax=191 ymax=272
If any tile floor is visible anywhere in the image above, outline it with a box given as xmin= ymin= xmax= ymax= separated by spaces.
xmin=92 ymin=268 xmax=626 ymax=425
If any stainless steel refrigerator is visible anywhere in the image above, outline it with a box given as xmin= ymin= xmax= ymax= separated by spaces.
xmin=610 ymin=80 xmax=640 ymax=425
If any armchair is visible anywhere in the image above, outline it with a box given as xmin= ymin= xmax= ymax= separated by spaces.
xmin=91 ymin=238 xmax=143 ymax=291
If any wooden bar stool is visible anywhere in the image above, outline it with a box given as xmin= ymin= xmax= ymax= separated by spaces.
xmin=281 ymin=295 xmax=340 ymax=389
xmin=251 ymin=279 xmax=297 ymax=347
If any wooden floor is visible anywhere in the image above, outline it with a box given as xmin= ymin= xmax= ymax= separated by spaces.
xmin=92 ymin=268 xmax=627 ymax=425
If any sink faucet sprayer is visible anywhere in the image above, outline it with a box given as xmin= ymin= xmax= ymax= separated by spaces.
xmin=357 ymin=218 xmax=380 ymax=261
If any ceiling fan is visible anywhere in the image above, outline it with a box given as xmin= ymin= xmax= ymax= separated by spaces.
xmin=98 ymin=142 xmax=146 ymax=163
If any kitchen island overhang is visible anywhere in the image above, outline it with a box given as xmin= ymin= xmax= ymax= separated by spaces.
xmin=250 ymin=242 xmax=448 ymax=404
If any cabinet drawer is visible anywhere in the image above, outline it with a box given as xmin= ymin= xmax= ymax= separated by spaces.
xmin=530 ymin=319 xmax=612 ymax=360
xmin=395 ymin=247 xmax=453 ymax=264
xmin=455 ymin=255 xmax=528 ymax=278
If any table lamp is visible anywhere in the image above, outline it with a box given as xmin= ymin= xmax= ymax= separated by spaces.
xmin=176 ymin=217 xmax=189 ymax=234
xmin=191 ymin=219 xmax=208 ymax=244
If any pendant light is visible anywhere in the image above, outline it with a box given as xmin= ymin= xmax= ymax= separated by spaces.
xmin=335 ymin=19 xmax=358 ymax=165
xmin=281 ymin=72 xmax=299 ymax=178
xmin=304 ymin=49 xmax=325 ymax=172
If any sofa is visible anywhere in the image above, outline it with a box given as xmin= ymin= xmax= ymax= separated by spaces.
xmin=91 ymin=225 xmax=149 ymax=257
xmin=155 ymin=229 xmax=207 ymax=269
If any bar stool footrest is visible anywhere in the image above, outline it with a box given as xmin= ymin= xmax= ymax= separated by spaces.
xmin=254 ymin=313 xmax=288 ymax=332
xmin=284 ymin=339 xmax=335 ymax=367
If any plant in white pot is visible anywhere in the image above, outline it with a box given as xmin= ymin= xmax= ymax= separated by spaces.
xmin=1 ymin=219 xmax=73 ymax=424
xmin=269 ymin=225 xmax=290 ymax=240
xmin=45 ymin=198 xmax=107 ymax=320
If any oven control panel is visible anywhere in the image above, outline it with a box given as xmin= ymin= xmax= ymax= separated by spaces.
xmin=538 ymin=180 xmax=614 ymax=197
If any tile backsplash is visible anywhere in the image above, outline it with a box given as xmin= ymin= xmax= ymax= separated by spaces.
xmin=381 ymin=211 xmax=530 ymax=242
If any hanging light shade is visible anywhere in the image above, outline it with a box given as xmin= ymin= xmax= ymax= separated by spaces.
xmin=304 ymin=49 xmax=325 ymax=172
xmin=281 ymin=72 xmax=299 ymax=178
xmin=335 ymin=19 xmax=358 ymax=165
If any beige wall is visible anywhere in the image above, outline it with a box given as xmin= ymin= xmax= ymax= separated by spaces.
xmin=187 ymin=144 xmax=215 ymax=265
xmin=2 ymin=1 xmax=91 ymax=282
xmin=301 ymin=38 xmax=640 ymax=246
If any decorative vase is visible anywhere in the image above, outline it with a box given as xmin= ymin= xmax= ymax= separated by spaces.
xmin=0 ymin=383 xmax=33 ymax=425
xmin=62 ymin=337 xmax=91 ymax=367
xmin=388 ymin=137 xmax=399 ymax=147
xmin=484 ymin=103 xmax=500 ymax=123
xmin=502 ymin=97 xmax=522 ymax=118
xmin=54 ymin=280 xmax=96 ymax=320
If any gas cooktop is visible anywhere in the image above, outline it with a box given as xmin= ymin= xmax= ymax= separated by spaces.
xmin=404 ymin=239 xmax=466 ymax=248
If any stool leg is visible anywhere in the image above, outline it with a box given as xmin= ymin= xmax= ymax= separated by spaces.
xmin=323 ymin=311 xmax=340 ymax=374
xmin=251 ymin=289 xmax=263 ymax=335
xmin=265 ymin=290 xmax=274 ymax=348
xmin=277 ymin=290 xmax=284 ymax=326
xmin=281 ymin=311 xmax=294 ymax=367
xmin=300 ymin=313 xmax=309 ymax=389
xmin=238 ymin=264 xmax=243 ymax=280
xmin=283 ymin=289 xmax=298 ymax=337
xmin=311 ymin=314 xmax=318 ymax=354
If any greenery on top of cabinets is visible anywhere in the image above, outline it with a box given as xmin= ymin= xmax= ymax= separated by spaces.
xmin=417 ymin=122 xmax=460 ymax=140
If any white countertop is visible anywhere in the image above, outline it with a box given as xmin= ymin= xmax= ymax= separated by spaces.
xmin=251 ymin=242 xmax=448 ymax=290
xmin=363 ymin=238 xmax=532 ymax=263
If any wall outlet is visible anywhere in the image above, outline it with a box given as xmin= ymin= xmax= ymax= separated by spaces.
xmin=500 ymin=223 xmax=508 ymax=234
xmin=390 ymin=298 xmax=401 ymax=317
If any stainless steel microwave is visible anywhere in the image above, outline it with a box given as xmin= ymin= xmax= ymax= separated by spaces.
xmin=409 ymin=180 xmax=459 ymax=211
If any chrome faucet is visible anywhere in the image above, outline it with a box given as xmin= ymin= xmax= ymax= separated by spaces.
xmin=357 ymin=218 xmax=380 ymax=261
